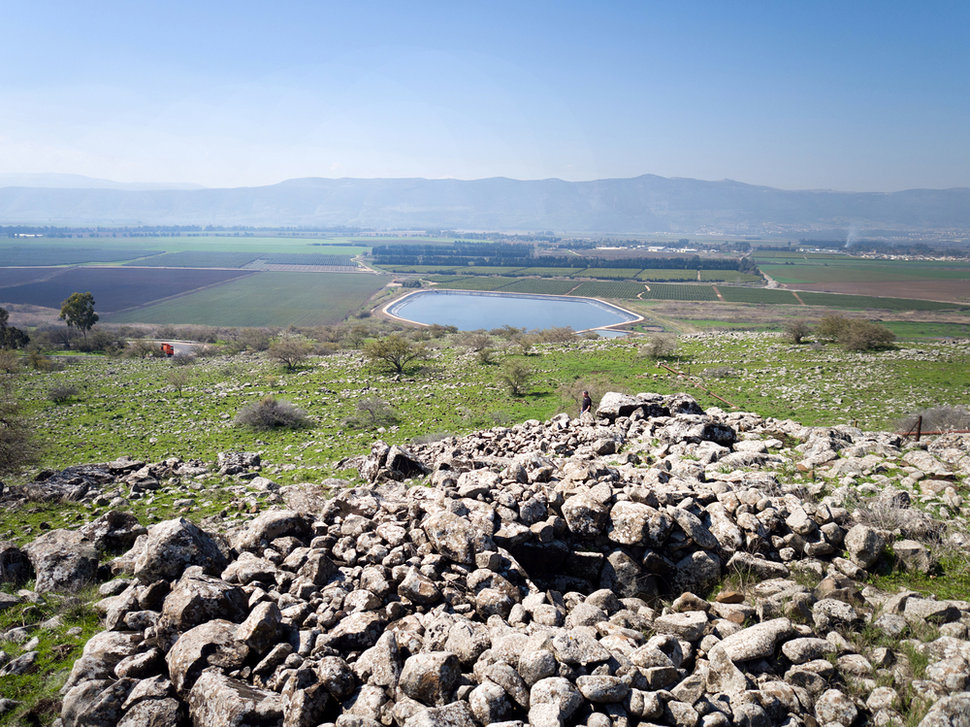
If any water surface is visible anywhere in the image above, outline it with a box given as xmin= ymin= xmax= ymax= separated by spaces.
xmin=386 ymin=289 xmax=640 ymax=332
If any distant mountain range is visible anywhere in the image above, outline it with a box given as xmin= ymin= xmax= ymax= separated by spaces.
xmin=1 ymin=174 xmax=968 ymax=235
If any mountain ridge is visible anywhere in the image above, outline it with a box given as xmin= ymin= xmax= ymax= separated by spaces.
xmin=2 ymin=173 xmax=969 ymax=234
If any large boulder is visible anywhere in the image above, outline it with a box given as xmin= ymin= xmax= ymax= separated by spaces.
xmin=24 ymin=529 xmax=98 ymax=592
xmin=126 ymin=518 xmax=228 ymax=583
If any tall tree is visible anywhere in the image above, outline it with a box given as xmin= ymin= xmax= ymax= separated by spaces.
xmin=59 ymin=292 xmax=99 ymax=340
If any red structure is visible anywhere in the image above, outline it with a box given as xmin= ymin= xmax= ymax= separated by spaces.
xmin=160 ymin=343 xmax=175 ymax=357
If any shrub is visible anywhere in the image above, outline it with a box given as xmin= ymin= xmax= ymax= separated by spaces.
xmin=48 ymin=384 xmax=79 ymax=403
xmin=123 ymin=340 xmax=167 ymax=358
xmin=364 ymin=334 xmax=427 ymax=375
xmin=268 ymin=334 xmax=314 ymax=371
xmin=499 ymin=361 xmax=532 ymax=396
xmin=342 ymin=397 xmax=400 ymax=429
xmin=76 ymin=328 xmax=126 ymax=354
xmin=171 ymin=351 xmax=197 ymax=366
xmin=840 ymin=319 xmax=895 ymax=351
xmin=0 ymin=380 xmax=41 ymax=476
xmin=165 ymin=368 xmax=193 ymax=397
xmin=0 ymin=350 xmax=19 ymax=374
xmin=26 ymin=346 xmax=55 ymax=371
xmin=536 ymin=327 xmax=576 ymax=343
xmin=639 ymin=334 xmax=678 ymax=359
xmin=783 ymin=320 xmax=811 ymax=344
xmin=816 ymin=314 xmax=895 ymax=351
xmin=235 ymin=396 xmax=310 ymax=430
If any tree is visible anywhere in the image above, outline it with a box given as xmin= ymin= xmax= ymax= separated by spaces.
xmin=499 ymin=360 xmax=532 ymax=396
xmin=364 ymin=334 xmax=427 ymax=375
xmin=268 ymin=334 xmax=313 ymax=371
xmin=0 ymin=307 xmax=29 ymax=350
xmin=783 ymin=320 xmax=811 ymax=344
xmin=59 ymin=292 xmax=99 ymax=340
xmin=815 ymin=314 xmax=895 ymax=351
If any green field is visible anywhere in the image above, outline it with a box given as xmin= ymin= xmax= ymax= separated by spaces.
xmin=795 ymin=291 xmax=964 ymax=311
xmin=108 ymin=272 xmax=386 ymax=326
xmin=758 ymin=257 xmax=970 ymax=285
xmin=641 ymin=283 xmax=718 ymax=301
xmin=6 ymin=236 xmax=368 ymax=256
xmin=717 ymin=287 xmax=801 ymax=304
xmin=698 ymin=270 xmax=763 ymax=283
xmin=571 ymin=280 xmax=649 ymax=298
xmin=499 ymin=278 xmax=580 ymax=295
xmin=126 ymin=250 xmax=259 ymax=267
xmin=0 ymin=244 xmax=156 ymax=266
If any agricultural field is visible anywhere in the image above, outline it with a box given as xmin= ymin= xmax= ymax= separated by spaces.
xmin=429 ymin=276 xmax=517 ymax=291
xmin=575 ymin=267 xmax=644 ymax=280
xmin=499 ymin=278 xmax=580 ymax=295
xmin=640 ymin=283 xmax=718 ymax=301
xmin=108 ymin=271 xmax=386 ymax=326
xmin=570 ymin=281 xmax=648 ymax=299
xmin=127 ymin=251 xmax=260 ymax=267
xmin=0 ymin=267 xmax=63 ymax=288
xmin=698 ymin=269 xmax=763 ymax=283
xmin=757 ymin=254 xmax=970 ymax=303
xmin=636 ymin=268 xmax=703 ymax=281
xmin=0 ymin=243 xmax=155 ymax=266
xmin=0 ymin=267 xmax=252 ymax=312
xmin=717 ymin=287 xmax=801 ymax=305
xmin=795 ymin=291 xmax=963 ymax=312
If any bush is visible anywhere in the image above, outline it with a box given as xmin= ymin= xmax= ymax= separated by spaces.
xmin=235 ymin=396 xmax=311 ymax=430
xmin=48 ymin=384 xmax=79 ymax=403
xmin=536 ymin=327 xmax=576 ymax=343
xmin=0 ymin=380 xmax=41 ymax=476
xmin=702 ymin=366 xmax=740 ymax=379
xmin=816 ymin=314 xmax=895 ymax=351
xmin=364 ymin=334 xmax=427 ymax=375
xmin=639 ymin=334 xmax=678 ymax=359
xmin=342 ymin=397 xmax=400 ymax=429
xmin=123 ymin=340 xmax=167 ymax=358
xmin=73 ymin=328 xmax=125 ymax=354
xmin=0 ymin=350 xmax=19 ymax=374
xmin=267 ymin=334 xmax=313 ymax=371
xmin=783 ymin=320 xmax=811 ymax=344
xmin=499 ymin=361 xmax=532 ymax=396
xmin=840 ymin=319 xmax=895 ymax=351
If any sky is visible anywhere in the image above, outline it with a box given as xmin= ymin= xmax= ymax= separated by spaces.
xmin=1 ymin=1 xmax=968 ymax=192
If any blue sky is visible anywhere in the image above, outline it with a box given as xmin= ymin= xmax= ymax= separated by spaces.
xmin=1 ymin=1 xmax=967 ymax=191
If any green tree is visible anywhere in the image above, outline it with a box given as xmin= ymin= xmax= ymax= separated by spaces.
xmin=0 ymin=307 xmax=29 ymax=350
xmin=59 ymin=292 xmax=99 ymax=340
xmin=268 ymin=334 xmax=313 ymax=371
xmin=364 ymin=334 xmax=427 ymax=375
xmin=499 ymin=360 xmax=532 ymax=396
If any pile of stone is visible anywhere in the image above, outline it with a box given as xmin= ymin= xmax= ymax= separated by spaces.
xmin=5 ymin=392 xmax=970 ymax=727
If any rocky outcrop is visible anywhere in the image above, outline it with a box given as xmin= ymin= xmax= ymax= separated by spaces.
xmin=16 ymin=392 xmax=969 ymax=727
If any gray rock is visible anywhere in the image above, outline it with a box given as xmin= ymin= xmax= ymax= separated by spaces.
xmin=165 ymin=619 xmax=249 ymax=693
xmin=575 ymin=675 xmax=629 ymax=703
xmin=844 ymin=524 xmax=885 ymax=569
xmin=187 ymin=668 xmax=284 ymax=727
xmin=399 ymin=651 xmax=461 ymax=706
xmin=654 ymin=610 xmax=708 ymax=642
xmin=528 ymin=677 xmax=583 ymax=726
xmin=422 ymin=510 xmax=494 ymax=564
xmin=814 ymin=688 xmax=858 ymax=726
xmin=918 ymin=692 xmax=970 ymax=727
xmin=128 ymin=518 xmax=227 ymax=583
xmin=894 ymin=539 xmax=934 ymax=574
xmin=714 ymin=617 xmax=793 ymax=662
xmin=24 ymin=529 xmax=98 ymax=593
xmin=562 ymin=494 xmax=609 ymax=537
xmin=781 ymin=637 xmax=836 ymax=664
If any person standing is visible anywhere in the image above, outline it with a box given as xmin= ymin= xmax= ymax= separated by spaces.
xmin=580 ymin=390 xmax=592 ymax=419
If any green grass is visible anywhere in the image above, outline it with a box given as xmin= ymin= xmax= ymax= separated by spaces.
xmin=759 ymin=258 xmax=970 ymax=285
xmin=10 ymin=332 xmax=970 ymax=492
xmin=108 ymin=271 xmax=387 ymax=326
xmin=0 ymin=587 xmax=102 ymax=726
xmin=500 ymin=278 xmax=579 ymax=295
xmin=868 ymin=552 xmax=970 ymax=602
xmin=881 ymin=320 xmax=970 ymax=339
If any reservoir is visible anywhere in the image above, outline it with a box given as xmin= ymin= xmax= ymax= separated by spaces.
xmin=385 ymin=289 xmax=641 ymax=332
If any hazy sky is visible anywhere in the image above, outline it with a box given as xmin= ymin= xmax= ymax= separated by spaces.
xmin=2 ymin=1 xmax=968 ymax=191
